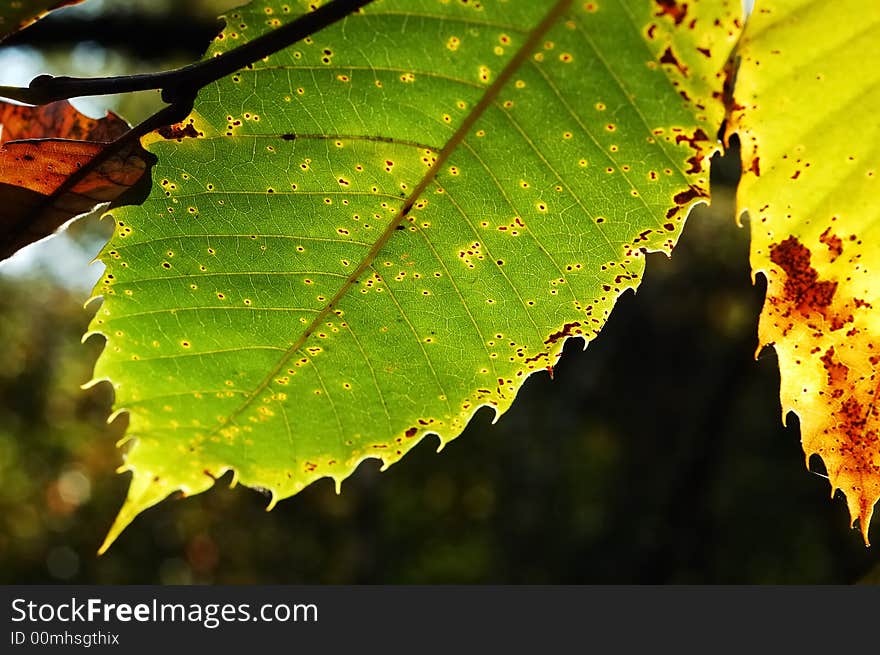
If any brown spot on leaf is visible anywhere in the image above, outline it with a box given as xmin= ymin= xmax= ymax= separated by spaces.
xmin=750 ymin=157 xmax=761 ymax=176
xmin=654 ymin=0 xmax=688 ymax=25
xmin=819 ymin=227 xmax=843 ymax=261
xmin=836 ymin=398 xmax=871 ymax=444
xmin=659 ymin=47 xmax=689 ymax=76
xmin=156 ymin=123 xmax=200 ymax=140
xmin=675 ymin=128 xmax=709 ymax=148
xmin=820 ymin=347 xmax=849 ymax=394
xmin=675 ymin=129 xmax=709 ymax=173
xmin=769 ymin=236 xmax=837 ymax=317
xmin=544 ymin=322 xmax=581 ymax=345
xmin=673 ymin=186 xmax=706 ymax=205
xmin=524 ymin=352 xmax=548 ymax=364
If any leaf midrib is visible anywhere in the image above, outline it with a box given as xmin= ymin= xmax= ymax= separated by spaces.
xmin=202 ymin=0 xmax=574 ymax=438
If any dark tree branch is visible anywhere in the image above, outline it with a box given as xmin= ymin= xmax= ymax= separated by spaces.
xmin=0 ymin=0 xmax=373 ymax=106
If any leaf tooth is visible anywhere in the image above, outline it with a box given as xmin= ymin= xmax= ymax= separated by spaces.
xmin=98 ymin=470 xmax=184 ymax=555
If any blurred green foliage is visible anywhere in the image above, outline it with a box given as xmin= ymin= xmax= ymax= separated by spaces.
xmin=0 ymin=0 xmax=877 ymax=584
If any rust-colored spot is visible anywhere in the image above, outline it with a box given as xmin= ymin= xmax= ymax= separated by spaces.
xmin=673 ymin=186 xmax=705 ymax=205
xmin=405 ymin=427 xmax=418 ymax=438
xmin=829 ymin=313 xmax=854 ymax=332
xmin=820 ymin=346 xmax=849 ymax=395
xmin=633 ymin=229 xmax=653 ymax=244
xmin=769 ymin=236 xmax=837 ymax=316
xmin=675 ymin=128 xmax=709 ymax=148
xmin=675 ymin=129 xmax=709 ymax=173
xmin=696 ymin=47 xmax=711 ymax=58
xmin=750 ymin=157 xmax=761 ymax=176
xmin=654 ymin=0 xmax=688 ymax=25
xmin=659 ymin=47 xmax=689 ymax=76
xmin=837 ymin=398 xmax=868 ymax=439
xmin=819 ymin=227 xmax=843 ymax=262
xmin=544 ymin=322 xmax=581 ymax=345
xmin=156 ymin=123 xmax=200 ymax=140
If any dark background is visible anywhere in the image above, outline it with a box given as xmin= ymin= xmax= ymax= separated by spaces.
xmin=0 ymin=0 xmax=877 ymax=584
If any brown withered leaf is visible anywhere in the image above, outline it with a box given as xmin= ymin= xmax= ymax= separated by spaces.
xmin=0 ymin=99 xmax=131 ymax=143
xmin=0 ymin=100 xmax=149 ymax=261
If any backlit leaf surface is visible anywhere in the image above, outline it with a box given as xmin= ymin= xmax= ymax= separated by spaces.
xmin=731 ymin=0 xmax=880 ymax=542
xmin=89 ymin=0 xmax=741 ymax=551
